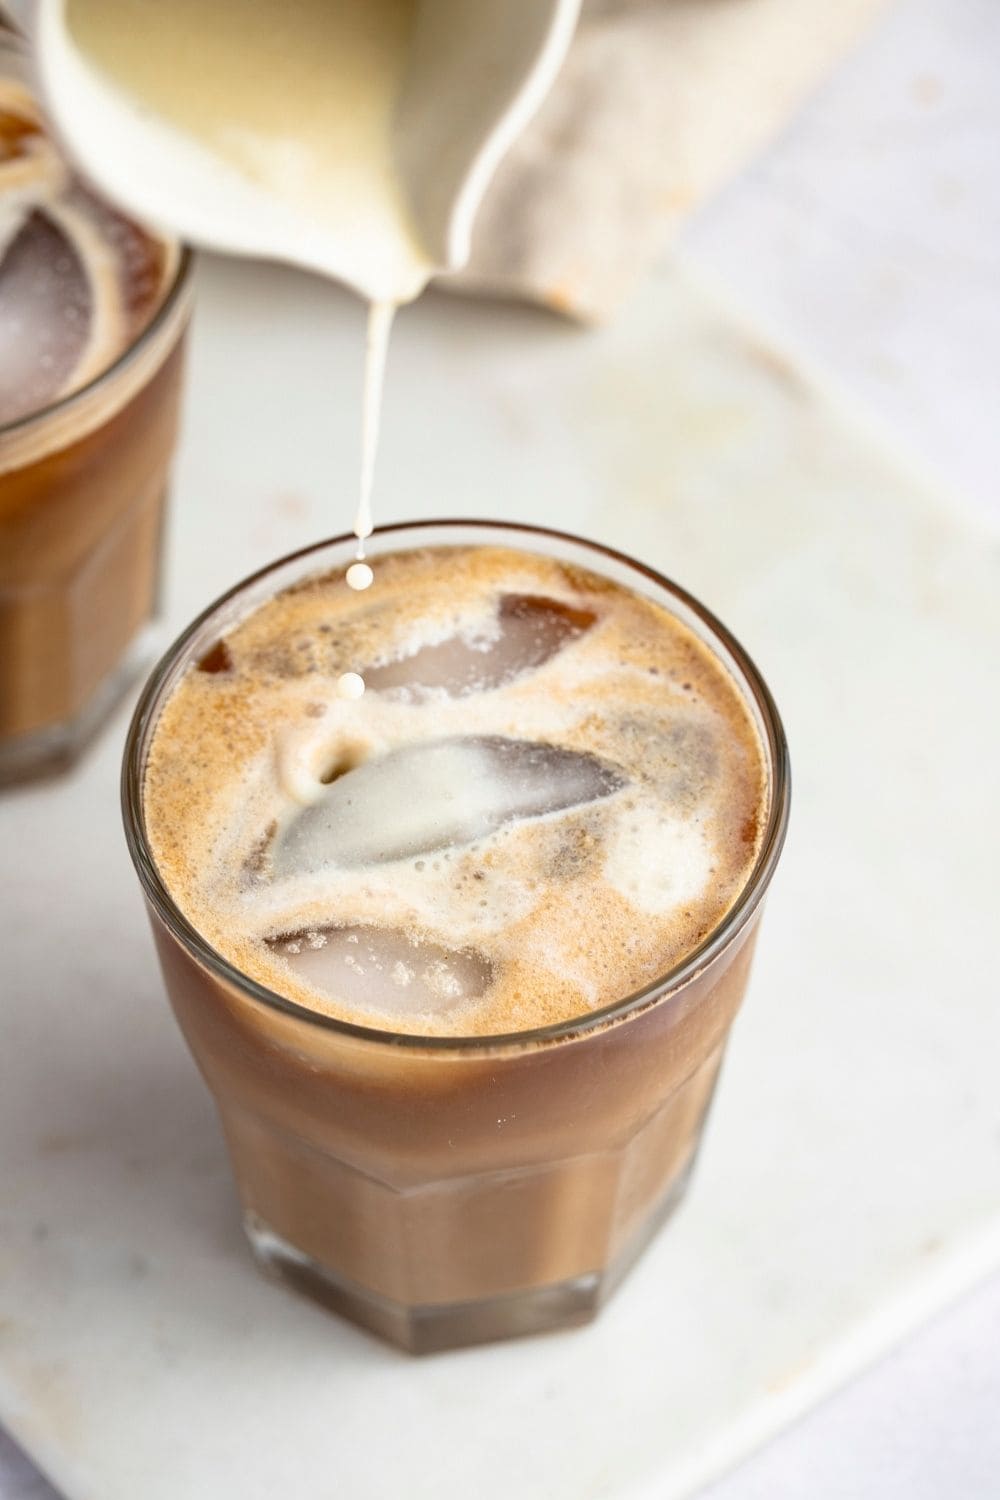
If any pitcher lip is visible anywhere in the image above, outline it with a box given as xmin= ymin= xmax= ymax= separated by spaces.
xmin=122 ymin=518 xmax=791 ymax=1055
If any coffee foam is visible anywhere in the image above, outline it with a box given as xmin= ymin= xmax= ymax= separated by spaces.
xmin=144 ymin=545 xmax=769 ymax=1036
xmin=0 ymin=72 xmax=181 ymax=459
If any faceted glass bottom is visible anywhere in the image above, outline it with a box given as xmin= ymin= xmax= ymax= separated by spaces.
xmin=245 ymin=1160 xmax=695 ymax=1355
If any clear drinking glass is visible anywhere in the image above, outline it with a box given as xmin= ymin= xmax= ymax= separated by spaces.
xmin=0 ymin=35 xmax=193 ymax=784
xmin=0 ymin=253 xmax=192 ymax=782
xmin=122 ymin=521 xmax=790 ymax=1353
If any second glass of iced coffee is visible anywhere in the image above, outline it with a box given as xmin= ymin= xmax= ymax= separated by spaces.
xmin=124 ymin=521 xmax=789 ymax=1353
xmin=0 ymin=36 xmax=192 ymax=783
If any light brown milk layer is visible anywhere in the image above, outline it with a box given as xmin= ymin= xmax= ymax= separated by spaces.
xmin=144 ymin=545 xmax=768 ymax=1036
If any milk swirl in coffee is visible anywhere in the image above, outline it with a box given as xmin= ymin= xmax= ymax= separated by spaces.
xmin=145 ymin=544 xmax=767 ymax=1037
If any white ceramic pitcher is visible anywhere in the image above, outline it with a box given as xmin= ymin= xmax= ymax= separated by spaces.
xmin=3 ymin=0 xmax=579 ymax=301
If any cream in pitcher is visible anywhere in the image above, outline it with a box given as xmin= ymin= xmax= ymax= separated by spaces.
xmin=60 ymin=0 xmax=435 ymax=302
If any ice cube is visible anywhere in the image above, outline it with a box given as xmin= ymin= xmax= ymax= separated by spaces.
xmin=363 ymin=594 xmax=596 ymax=696
xmin=270 ymin=736 xmax=625 ymax=874
xmin=267 ymin=925 xmax=492 ymax=1019
xmin=0 ymin=210 xmax=91 ymax=424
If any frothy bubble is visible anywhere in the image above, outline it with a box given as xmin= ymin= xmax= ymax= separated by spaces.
xmin=336 ymin=671 xmax=366 ymax=700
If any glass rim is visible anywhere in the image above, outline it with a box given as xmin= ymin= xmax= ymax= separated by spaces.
xmin=122 ymin=519 xmax=791 ymax=1054
xmin=0 ymin=243 xmax=195 ymax=442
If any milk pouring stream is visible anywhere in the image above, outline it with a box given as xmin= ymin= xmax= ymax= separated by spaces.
xmin=11 ymin=0 xmax=579 ymax=682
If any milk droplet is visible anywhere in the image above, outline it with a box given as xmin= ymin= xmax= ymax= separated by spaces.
xmin=346 ymin=561 xmax=374 ymax=591
xmin=336 ymin=671 xmax=366 ymax=700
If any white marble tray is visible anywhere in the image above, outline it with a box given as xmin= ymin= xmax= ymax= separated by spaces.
xmin=1 ymin=254 xmax=998 ymax=1500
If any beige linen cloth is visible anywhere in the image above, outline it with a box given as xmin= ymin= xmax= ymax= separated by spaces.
xmin=449 ymin=0 xmax=891 ymax=320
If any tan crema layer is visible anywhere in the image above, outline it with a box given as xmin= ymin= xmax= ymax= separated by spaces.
xmin=144 ymin=545 xmax=768 ymax=1035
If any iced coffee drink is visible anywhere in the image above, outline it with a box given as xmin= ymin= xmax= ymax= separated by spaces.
xmin=0 ymin=41 xmax=191 ymax=783
xmin=124 ymin=522 xmax=789 ymax=1351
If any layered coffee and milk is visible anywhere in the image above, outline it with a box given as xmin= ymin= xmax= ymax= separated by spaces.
xmin=145 ymin=544 xmax=767 ymax=1037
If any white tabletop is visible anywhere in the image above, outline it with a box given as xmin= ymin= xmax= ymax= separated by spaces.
xmin=697 ymin=1 xmax=1000 ymax=1479
xmin=690 ymin=0 xmax=1000 ymax=1482
xmin=3 ymin=0 xmax=998 ymax=1494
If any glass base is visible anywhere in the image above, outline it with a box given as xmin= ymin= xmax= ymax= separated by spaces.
xmin=0 ymin=622 xmax=160 ymax=787
xmin=245 ymin=1160 xmax=695 ymax=1354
